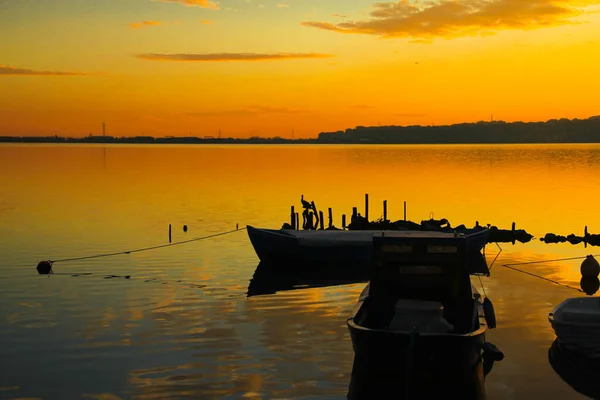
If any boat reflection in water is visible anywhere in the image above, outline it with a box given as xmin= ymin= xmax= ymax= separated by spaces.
xmin=246 ymin=260 xmax=370 ymax=297
xmin=548 ymin=338 xmax=600 ymax=399
xmin=348 ymin=352 xmax=499 ymax=400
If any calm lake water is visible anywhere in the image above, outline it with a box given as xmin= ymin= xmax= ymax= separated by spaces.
xmin=2 ymin=143 xmax=600 ymax=399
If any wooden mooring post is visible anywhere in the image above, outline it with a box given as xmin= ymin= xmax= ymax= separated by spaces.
xmin=328 ymin=208 xmax=333 ymax=228
xmin=383 ymin=200 xmax=387 ymax=222
xmin=169 ymin=224 xmax=172 ymax=243
xmin=291 ymin=206 xmax=295 ymax=229
xmin=365 ymin=193 xmax=369 ymax=221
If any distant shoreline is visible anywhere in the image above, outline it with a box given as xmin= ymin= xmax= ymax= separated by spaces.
xmin=3 ymin=116 xmax=600 ymax=144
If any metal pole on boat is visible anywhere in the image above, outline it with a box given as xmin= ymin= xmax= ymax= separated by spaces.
xmin=319 ymin=211 xmax=325 ymax=230
xmin=328 ymin=208 xmax=333 ymax=228
xmin=383 ymin=200 xmax=387 ymax=222
xmin=290 ymin=206 xmax=295 ymax=229
xmin=365 ymin=193 xmax=369 ymax=221
xmin=342 ymin=214 xmax=346 ymax=230
xmin=404 ymin=201 xmax=407 ymax=221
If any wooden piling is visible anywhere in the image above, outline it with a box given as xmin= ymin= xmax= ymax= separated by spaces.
xmin=585 ymin=226 xmax=589 ymax=237
xmin=342 ymin=214 xmax=346 ymax=229
xmin=291 ymin=206 xmax=295 ymax=229
xmin=319 ymin=210 xmax=325 ymax=230
xmin=365 ymin=193 xmax=369 ymax=221
xmin=404 ymin=201 xmax=407 ymax=221
xmin=512 ymin=222 xmax=516 ymax=232
xmin=169 ymin=224 xmax=172 ymax=243
xmin=328 ymin=208 xmax=333 ymax=228
xmin=383 ymin=200 xmax=387 ymax=222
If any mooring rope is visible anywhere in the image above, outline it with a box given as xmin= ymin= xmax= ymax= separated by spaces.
xmin=502 ymin=254 xmax=600 ymax=267
xmin=500 ymin=264 xmax=583 ymax=292
xmin=48 ymin=226 xmax=246 ymax=264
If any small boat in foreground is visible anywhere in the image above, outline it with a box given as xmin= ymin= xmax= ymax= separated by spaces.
xmin=347 ymin=230 xmax=498 ymax=390
xmin=549 ymin=297 xmax=600 ymax=358
xmin=246 ymin=225 xmax=490 ymax=270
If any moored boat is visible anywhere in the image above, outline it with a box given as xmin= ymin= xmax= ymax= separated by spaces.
xmin=549 ymin=297 xmax=600 ymax=359
xmin=346 ymin=230 xmax=497 ymax=390
xmin=246 ymin=225 xmax=490 ymax=269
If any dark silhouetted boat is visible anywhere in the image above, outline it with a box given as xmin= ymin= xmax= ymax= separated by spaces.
xmin=246 ymin=225 xmax=489 ymax=268
xmin=346 ymin=230 xmax=499 ymax=397
xmin=549 ymin=296 xmax=600 ymax=359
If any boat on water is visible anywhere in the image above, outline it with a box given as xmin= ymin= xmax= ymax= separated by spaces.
xmin=246 ymin=225 xmax=490 ymax=268
xmin=549 ymin=297 xmax=600 ymax=358
xmin=346 ymin=230 xmax=498 ymax=390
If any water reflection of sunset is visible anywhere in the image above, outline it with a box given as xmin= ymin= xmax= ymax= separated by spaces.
xmin=2 ymin=144 xmax=599 ymax=399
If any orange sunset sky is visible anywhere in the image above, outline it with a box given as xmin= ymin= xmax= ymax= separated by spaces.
xmin=1 ymin=0 xmax=599 ymax=138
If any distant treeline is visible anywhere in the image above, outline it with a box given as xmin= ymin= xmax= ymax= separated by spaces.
xmin=318 ymin=116 xmax=600 ymax=144
xmin=2 ymin=116 xmax=600 ymax=144
xmin=0 ymin=135 xmax=317 ymax=144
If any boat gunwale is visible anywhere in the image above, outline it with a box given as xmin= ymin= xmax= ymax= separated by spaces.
xmin=347 ymin=287 xmax=488 ymax=338
xmin=549 ymin=313 xmax=600 ymax=328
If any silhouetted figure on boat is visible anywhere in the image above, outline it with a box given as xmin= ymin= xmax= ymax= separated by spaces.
xmin=302 ymin=209 xmax=316 ymax=230
xmin=301 ymin=194 xmax=311 ymax=209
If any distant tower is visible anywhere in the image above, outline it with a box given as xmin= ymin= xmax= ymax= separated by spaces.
xmin=102 ymin=122 xmax=106 ymax=136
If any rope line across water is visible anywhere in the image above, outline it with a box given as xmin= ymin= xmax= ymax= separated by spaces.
xmin=49 ymin=226 xmax=247 ymax=264
xmin=502 ymin=254 xmax=600 ymax=267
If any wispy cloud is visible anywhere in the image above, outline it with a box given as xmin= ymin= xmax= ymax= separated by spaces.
xmin=188 ymin=105 xmax=306 ymax=117
xmin=152 ymin=0 xmax=220 ymax=10
xmin=0 ymin=66 xmax=88 ymax=76
xmin=302 ymin=0 xmax=597 ymax=39
xmin=129 ymin=20 xmax=162 ymax=29
xmin=136 ymin=52 xmax=333 ymax=61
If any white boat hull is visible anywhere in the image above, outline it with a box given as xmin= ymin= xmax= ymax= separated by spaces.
xmin=549 ymin=297 xmax=600 ymax=359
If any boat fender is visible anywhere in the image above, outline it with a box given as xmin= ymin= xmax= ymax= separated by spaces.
xmin=483 ymin=297 xmax=496 ymax=329
xmin=481 ymin=342 xmax=504 ymax=361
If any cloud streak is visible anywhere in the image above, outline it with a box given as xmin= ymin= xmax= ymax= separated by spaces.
xmin=129 ymin=20 xmax=162 ymax=29
xmin=188 ymin=106 xmax=306 ymax=117
xmin=136 ymin=52 xmax=333 ymax=61
xmin=302 ymin=0 xmax=597 ymax=39
xmin=0 ymin=66 xmax=88 ymax=76
xmin=152 ymin=0 xmax=220 ymax=9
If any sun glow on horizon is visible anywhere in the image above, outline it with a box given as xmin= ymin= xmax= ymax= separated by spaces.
xmin=1 ymin=1 xmax=599 ymax=138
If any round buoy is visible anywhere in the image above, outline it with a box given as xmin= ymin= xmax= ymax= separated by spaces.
xmin=183 ymin=225 xmax=188 ymax=232
xmin=580 ymin=276 xmax=600 ymax=295
xmin=37 ymin=260 xmax=53 ymax=275
xmin=581 ymin=255 xmax=600 ymax=278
